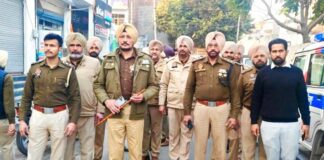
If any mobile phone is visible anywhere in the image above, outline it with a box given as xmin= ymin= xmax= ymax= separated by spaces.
xmin=187 ymin=120 xmax=193 ymax=130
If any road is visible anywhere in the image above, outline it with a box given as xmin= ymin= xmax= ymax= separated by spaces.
xmin=11 ymin=131 xmax=313 ymax=160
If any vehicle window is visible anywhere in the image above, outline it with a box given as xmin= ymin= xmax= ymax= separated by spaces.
xmin=309 ymin=54 xmax=324 ymax=86
xmin=293 ymin=55 xmax=306 ymax=70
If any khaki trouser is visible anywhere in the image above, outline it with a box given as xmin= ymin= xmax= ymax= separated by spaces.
xmin=65 ymin=117 xmax=95 ymax=160
xmin=94 ymin=117 xmax=106 ymax=160
xmin=240 ymin=107 xmax=266 ymax=160
xmin=0 ymin=119 xmax=14 ymax=160
xmin=168 ymin=108 xmax=192 ymax=160
xmin=194 ymin=102 xmax=230 ymax=160
xmin=162 ymin=114 xmax=169 ymax=140
xmin=228 ymin=112 xmax=241 ymax=160
xmin=28 ymin=108 xmax=69 ymax=160
xmin=107 ymin=104 xmax=144 ymax=160
xmin=142 ymin=105 xmax=163 ymax=157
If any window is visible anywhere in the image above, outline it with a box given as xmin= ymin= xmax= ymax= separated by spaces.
xmin=309 ymin=54 xmax=324 ymax=86
xmin=293 ymin=55 xmax=306 ymax=70
xmin=113 ymin=14 xmax=125 ymax=25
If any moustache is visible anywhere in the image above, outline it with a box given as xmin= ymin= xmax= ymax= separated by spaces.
xmin=121 ymin=42 xmax=129 ymax=45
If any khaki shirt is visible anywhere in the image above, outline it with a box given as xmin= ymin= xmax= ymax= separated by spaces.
xmin=20 ymin=60 xmax=81 ymax=123
xmin=3 ymin=74 xmax=15 ymax=124
xmin=183 ymin=57 xmax=241 ymax=118
xmin=148 ymin=59 xmax=166 ymax=105
xmin=62 ymin=55 xmax=101 ymax=117
xmin=238 ymin=67 xmax=257 ymax=110
xmin=159 ymin=56 xmax=193 ymax=109
xmin=93 ymin=48 xmax=159 ymax=120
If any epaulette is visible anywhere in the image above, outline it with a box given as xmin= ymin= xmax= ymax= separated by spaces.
xmin=31 ymin=59 xmax=45 ymax=65
xmin=166 ymin=57 xmax=175 ymax=63
xmin=241 ymin=67 xmax=253 ymax=74
xmin=221 ymin=57 xmax=236 ymax=64
xmin=61 ymin=61 xmax=73 ymax=68
xmin=192 ymin=55 xmax=205 ymax=62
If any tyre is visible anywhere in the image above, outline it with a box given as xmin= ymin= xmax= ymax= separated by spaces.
xmin=16 ymin=131 xmax=28 ymax=156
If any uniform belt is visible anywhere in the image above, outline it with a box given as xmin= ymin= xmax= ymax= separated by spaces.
xmin=34 ymin=104 xmax=67 ymax=114
xmin=197 ymin=100 xmax=226 ymax=107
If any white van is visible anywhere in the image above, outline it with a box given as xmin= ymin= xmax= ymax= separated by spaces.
xmin=292 ymin=41 xmax=324 ymax=159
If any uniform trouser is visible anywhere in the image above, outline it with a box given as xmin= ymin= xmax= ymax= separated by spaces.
xmin=168 ymin=108 xmax=193 ymax=160
xmin=240 ymin=107 xmax=266 ymax=160
xmin=261 ymin=121 xmax=299 ymax=160
xmin=65 ymin=116 xmax=95 ymax=160
xmin=94 ymin=117 xmax=106 ymax=160
xmin=28 ymin=109 xmax=69 ymax=160
xmin=0 ymin=119 xmax=14 ymax=160
xmin=194 ymin=102 xmax=230 ymax=160
xmin=107 ymin=104 xmax=144 ymax=160
xmin=228 ymin=112 xmax=241 ymax=160
xmin=142 ymin=105 xmax=163 ymax=157
xmin=162 ymin=114 xmax=169 ymax=139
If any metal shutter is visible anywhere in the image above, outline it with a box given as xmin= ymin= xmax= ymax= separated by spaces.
xmin=0 ymin=0 xmax=24 ymax=73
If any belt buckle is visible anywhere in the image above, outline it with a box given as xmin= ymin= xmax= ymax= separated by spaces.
xmin=43 ymin=108 xmax=55 ymax=114
xmin=208 ymin=101 xmax=216 ymax=107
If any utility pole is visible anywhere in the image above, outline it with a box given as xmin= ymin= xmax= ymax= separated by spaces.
xmin=236 ymin=15 xmax=241 ymax=42
xmin=153 ymin=0 xmax=157 ymax=40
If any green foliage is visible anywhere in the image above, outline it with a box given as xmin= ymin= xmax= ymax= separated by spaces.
xmin=156 ymin=0 xmax=252 ymax=47
xmin=312 ymin=0 xmax=324 ymax=24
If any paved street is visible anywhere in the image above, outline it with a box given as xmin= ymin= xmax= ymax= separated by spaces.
xmin=10 ymin=129 xmax=313 ymax=160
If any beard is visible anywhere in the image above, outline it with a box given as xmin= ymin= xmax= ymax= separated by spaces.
xmin=70 ymin=52 xmax=83 ymax=60
xmin=253 ymin=61 xmax=267 ymax=69
xmin=207 ymin=50 xmax=220 ymax=59
xmin=120 ymin=47 xmax=133 ymax=52
xmin=272 ymin=57 xmax=285 ymax=66
xmin=89 ymin=51 xmax=99 ymax=58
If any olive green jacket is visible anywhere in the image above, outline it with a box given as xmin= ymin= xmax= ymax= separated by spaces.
xmin=93 ymin=48 xmax=159 ymax=120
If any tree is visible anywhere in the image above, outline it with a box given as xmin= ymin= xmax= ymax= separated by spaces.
xmin=156 ymin=0 xmax=252 ymax=47
xmin=261 ymin=0 xmax=324 ymax=43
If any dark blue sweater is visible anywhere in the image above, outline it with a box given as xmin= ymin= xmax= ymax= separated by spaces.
xmin=251 ymin=65 xmax=310 ymax=125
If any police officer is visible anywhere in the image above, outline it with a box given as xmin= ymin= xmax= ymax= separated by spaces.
xmin=19 ymin=33 xmax=81 ymax=160
xmin=159 ymin=35 xmax=194 ymax=160
xmin=183 ymin=31 xmax=241 ymax=160
xmin=0 ymin=50 xmax=15 ymax=160
xmin=93 ymin=23 xmax=158 ymax=160
xmin=87 ymin=36 xmax=104 ymax=63
xmin=62 ymin=33 xmax=101 ymax=160
xmin=142 ymin=40 xmax=166 ymax=160
xmin=238 ymin=44 xmax=268 ymax=160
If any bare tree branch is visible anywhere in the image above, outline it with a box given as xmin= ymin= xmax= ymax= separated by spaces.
xmin=308 ymin=12 xmax=324 ymax=31
xmin=284 ymin=13 xmax=302 ymax=24
xmin=261 ymin=0 xmax=302 ymax=34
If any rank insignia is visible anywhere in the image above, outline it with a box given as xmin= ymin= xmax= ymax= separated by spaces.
xmin=33 ymin=68 xmax=42 ymax=79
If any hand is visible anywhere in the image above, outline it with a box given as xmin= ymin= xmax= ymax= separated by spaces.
xmin=183 ymin=115 xmax=192 ymax=126
xmin=104 ymin=99 xmax=119 ymax=114
xmin=95 ymin=112 xmax=104 ymax=124
xmin=233 ymin=119 xmax=240 ymax=130
xmin=7 ymin=124 xmax=15 ymax=136
xmin=301 ymin=125 xmax=310 ymax=140
xmin=226 ymin=118 xmax=237 ymax=129
xmin=19 ymin=120 xmax=29 ymax=137
xmin=130 ymin=94 xmax=144 ymax=103
xmin=251 ymin=124 xmax=260 ymax=137
xmin=159 ymin=105 xmax=166 ymax=115
xmin=64 ymin=122 xmax=76 ymax=137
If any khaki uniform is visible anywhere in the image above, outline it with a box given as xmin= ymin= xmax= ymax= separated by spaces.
xmin=62 ymin=55 xmax=101 ymax=160
xmin=0 ymin=74 xmax=15 ymax=160
xmin=238 ymin=67 xmax=266 ymax=160
xmin=159 ymin=56 xmax=194 ymax=160
xmin=143 ymin=59 xmax=166 ymax=157
xmin=183 ymin=57 xmax=240 ymax=160
xmin=93 ymin=49 xmax=158 ymax=160
xmin=20 ymin=60 xmax=81 ymax=160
